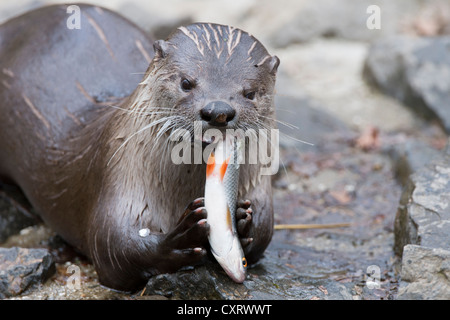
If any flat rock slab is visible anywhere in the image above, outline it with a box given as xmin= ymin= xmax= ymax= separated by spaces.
xmin=0 ymin=247 xmax=55 ymax=298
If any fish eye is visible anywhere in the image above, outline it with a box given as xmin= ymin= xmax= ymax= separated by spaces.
xmin=242 ymin=257 xmax=247 ymax=268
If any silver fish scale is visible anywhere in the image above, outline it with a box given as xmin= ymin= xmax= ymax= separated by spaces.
xmin=223 ymin=139 xmax=240 ymax=234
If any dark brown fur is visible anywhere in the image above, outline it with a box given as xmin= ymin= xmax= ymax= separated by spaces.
xmin=0 ymin=4 xmax=279 ymax=291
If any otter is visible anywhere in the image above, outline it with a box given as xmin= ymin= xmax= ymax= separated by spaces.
xmin=0 ymin=4 xmax=279 ymax=291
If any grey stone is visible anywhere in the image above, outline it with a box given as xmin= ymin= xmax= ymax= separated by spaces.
xmin=394 ymin=146 xmax=450 ymax=255
xmin=0 ymin=247 xmax=55 ymax=299
xmin=145 ymin=262 xmax=248 ymax=300
xmin=364 ymin=36 xmax=450 ymax=133
xmin=394 ymin=139 xmax=450 ymax=299
xmin=144 ymin=254 xmax=355 ymax=300
xmin=398 ymin=245 xmax=450 ymax=300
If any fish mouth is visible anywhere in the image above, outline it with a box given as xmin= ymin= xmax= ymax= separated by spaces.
xmin=212 ymin=252 xmax=247 ymax=283
xmin=210 ymin=237 xmax=247 ymax=283
xmin=224 ymin=266 xmax=246 ymax=283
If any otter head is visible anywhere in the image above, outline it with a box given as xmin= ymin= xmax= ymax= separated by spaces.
xmin=147 ymin=23 xmax=280 ymax=137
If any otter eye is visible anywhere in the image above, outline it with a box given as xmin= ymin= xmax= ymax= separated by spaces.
xmin=244 ymin=91 xmax=256 ymax=100
xmin=181 ymin=79 xmax=193 ymax=92
xmin=242 ymin=257 xmax=247 ymax=268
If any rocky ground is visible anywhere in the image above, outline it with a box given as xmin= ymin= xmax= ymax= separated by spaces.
xmin=1 ymin=0 xmax=449 ymax=300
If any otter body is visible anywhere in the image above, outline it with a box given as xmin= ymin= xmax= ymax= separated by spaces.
xmin=0 ymin=4 xmax=279 ymax=291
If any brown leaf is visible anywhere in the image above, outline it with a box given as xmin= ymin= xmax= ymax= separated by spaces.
xmin=329 ymin=189 xmax=352 ymax=204
xmin=355 ymin=126 xmax=380 ymax=151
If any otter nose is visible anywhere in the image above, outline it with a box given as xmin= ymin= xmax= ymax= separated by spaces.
xmin=200 ymin=101 xmax=236 ymax=127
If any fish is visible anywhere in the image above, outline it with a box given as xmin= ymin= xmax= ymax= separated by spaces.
xmin=204 ymin=135 xmax=247 ymax=283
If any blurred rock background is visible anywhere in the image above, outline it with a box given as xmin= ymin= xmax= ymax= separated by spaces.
xmin=1 ymin=0 xmax=449 ymax=299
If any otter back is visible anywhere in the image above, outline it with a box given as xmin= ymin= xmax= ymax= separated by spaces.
xmin=0 ymin=4 xmax=154 ymax=248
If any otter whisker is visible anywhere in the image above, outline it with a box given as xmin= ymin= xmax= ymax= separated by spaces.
xmin=104 ymin=104 xmax=176 ymax=118
xmin=158 ymin=122 xmax=183 ymax=182
xmin=156 ymin=118 xmax=174 ymax=140
xmin=107 ymin=116 xmax=179 ymax=166
xmin=258 ymin=116 xmax=314 ymax=147
xmin=153 ymin=120 xmax=184 ymax=182
xmin=279 ymin=131 xmax=314 ymax=146
xmin=258 ymin=114 xmax=299 ymax=130
xmin=152 ymin=118 xmax=189 ymax=181
xmin=256 ymin=117 xmax=314 ymax=148
xmin=252 ymin=119 xmax=290 ymax=180
xmin=151 ymin=117 xmax=183 ymax=158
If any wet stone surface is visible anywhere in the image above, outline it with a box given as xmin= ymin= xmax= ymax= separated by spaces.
xmin=394 ymin=142 xmax=450 ymax=299
xmin=0 ymin=247 xmax=55 ymax=299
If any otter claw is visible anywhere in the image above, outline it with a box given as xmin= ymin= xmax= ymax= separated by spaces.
xmin=240 ymin=237 xmax=253 ymax=248
xmin=237 ymin=199 xmax=251 ymax=210
xmin=178 ymin=197 xmax=205 ymax=223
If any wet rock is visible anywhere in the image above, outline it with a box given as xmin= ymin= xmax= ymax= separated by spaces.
xmin=394 ymin=142 xmax=450 ymax=256
xmin=364 ymin=36 xmax=450 ymax=133
xmin=0 ymin=247 xmax=55 ymax=298
xmin=394 ymin=140 xmax=450 ymax=299
xmin=145 ymin=262 xmax=248 ymax=300
xmin=398 ymin=245 xmax=450 ymax=299
xmin=144 ymin=252 xmax=355 ymax=300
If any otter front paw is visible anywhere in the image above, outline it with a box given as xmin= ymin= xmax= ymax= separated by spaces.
xmin=236 ymin=199 xmax=253 ymax=247
xmin=158 ymin=197 xmax=209 ymax=271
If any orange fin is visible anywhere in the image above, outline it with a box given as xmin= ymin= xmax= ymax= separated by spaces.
xmin=219 ymin=156 xmax=230 ymax=181
xmin=206 ymin=152 xmax=215 ymax=177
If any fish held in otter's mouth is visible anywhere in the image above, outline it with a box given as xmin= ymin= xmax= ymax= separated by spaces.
xmin=204 ymin=135 xmax=247 ymax=283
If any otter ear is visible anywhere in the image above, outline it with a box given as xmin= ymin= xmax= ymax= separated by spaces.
xmin=153 ymin=40 xmax=169 ymax=59
xmin=269 ymin=56 xmax=280 ymax=75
